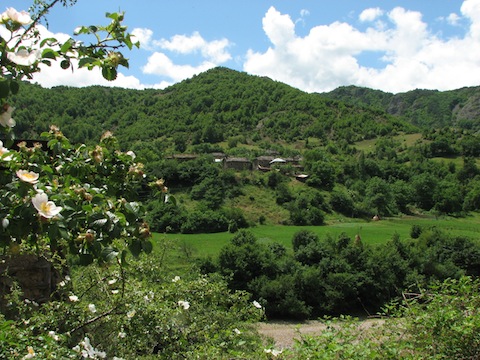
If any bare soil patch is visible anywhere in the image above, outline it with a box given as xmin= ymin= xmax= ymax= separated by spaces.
xmin=257 ymin=320 xmax=327 ymax=348
xmin=257 ymin=318 xmax=384 ymax=349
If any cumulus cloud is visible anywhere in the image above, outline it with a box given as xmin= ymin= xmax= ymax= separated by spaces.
xmin=157 ymin=31 xmax=232 ymax=63
xmin=131 ymin=28 xmax=154 ymax=50
xmin=244 ymin=0 xmax=480 ymax=93
xmin=131 ymin=30 xmax=232 ymax=85
xmin=359 ymin=7 xmax=384 ymax=22
xmin=142 ymin=52 xmax=215 ymax=83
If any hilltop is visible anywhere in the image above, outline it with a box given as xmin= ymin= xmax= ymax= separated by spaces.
xmin=12 ymin=67 xmax=416 ymax=149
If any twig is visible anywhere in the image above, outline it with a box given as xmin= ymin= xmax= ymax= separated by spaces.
xmin=69 ymin=306 xmax=117 ymax=334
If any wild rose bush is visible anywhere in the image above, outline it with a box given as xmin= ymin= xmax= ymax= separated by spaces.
xmin=0 ymin=2 xmax=154 ymax=264
xmin=0 ymin=127 xmax=159 ymax=263
xmin=0 ymin=251 xmax=268 ymax=359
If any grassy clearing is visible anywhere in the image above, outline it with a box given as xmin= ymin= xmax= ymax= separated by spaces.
xmin=155 ymin=213 xmax=480 ymax=258
xmin=226 ymin=184 xmax=290 ymax=225
xmin=354 ymin=133 xmax=423 ymax=153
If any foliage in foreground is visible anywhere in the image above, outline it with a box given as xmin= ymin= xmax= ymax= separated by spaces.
xmin=286 ymin=276 xmax=480 ymax=359
xmin=0 ymin=251 xmax=268 ymax=359
xmin=2 ymin=245 xmax=480 ymax=359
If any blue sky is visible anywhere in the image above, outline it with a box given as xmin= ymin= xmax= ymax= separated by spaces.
xmin=5 ymin=0 xmax=480 ymax=93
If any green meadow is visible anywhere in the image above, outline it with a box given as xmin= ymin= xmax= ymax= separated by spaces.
xmin=155 ymin=213 xmax=480 ymax=258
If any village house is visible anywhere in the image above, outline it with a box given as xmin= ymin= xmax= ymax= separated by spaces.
xmin=224 ymin=157 xmax=252 ymax=171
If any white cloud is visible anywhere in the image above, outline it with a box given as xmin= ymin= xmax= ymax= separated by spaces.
xmin=156 ymin=31 xmax=232 ymax=63
xmin=262 ymin=7 xmax=296 ymax=47
xmin=461 ymin=0 xmax=480 ymax=38
xmin=244 ymin=2 xmax=480 ymax=93
xmin=359 ymin=8 xmax=384 ymax=22
xmin=142 ymin=51 xmax=215 ymax=83
xmin=131 ymin=28 xmax=154 ymax=50
xmin=446 ymin=13 xmax=461 ymax=26
xmin=300 ymin=9 xmax=310 ymax=18
xmin=31 ymin=59 xmax=147 ymax=89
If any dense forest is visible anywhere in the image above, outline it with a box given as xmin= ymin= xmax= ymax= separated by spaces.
xmin=7 ymin=67 xmax=480 ymax=234
xmin=323 ymin=84 xmax=480 ymax=130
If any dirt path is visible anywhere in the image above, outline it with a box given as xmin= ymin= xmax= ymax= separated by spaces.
xmin=257 ymin=319 xmax=384 ymax=349
xmin=257 ymin=320 xmax=328 ymax=348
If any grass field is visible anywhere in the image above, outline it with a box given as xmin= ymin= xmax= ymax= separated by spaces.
xmin=154 ymin=213 xmax=480 ymax=258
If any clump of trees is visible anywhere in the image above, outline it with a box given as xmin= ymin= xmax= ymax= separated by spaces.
xmin=201 ymin=228 xmax=480 ymax=319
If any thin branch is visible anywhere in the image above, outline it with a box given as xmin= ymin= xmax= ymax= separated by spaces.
xmin=69 ymin=306 xmax=117 ymax=334
xmin=15 ymin=0 xmax=62 ymax=48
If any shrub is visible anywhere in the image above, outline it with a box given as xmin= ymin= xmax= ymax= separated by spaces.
xmin=1 ymin=254 xmax=267 ymax=359
xmin=180 ymin=209 xmax=229 ymax=233
xmin=292 ymin=230 xmax=319 ymax=252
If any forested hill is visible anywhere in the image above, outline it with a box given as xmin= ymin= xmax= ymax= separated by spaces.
xmin=11 ymin=67 xmax=414 ymax=149
xmin=323 ymin=85 xmax=480 ymax=130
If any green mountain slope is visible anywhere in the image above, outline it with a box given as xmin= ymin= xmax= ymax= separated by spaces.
xmin=323 ymin=85 xmax=480 ymax=130
xmin=11 ymin=67 xmax=415 ymax=150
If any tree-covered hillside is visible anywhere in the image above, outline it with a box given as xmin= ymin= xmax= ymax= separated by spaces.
xmin=6 ymin=67 xmax=480 ymax=234
xmin=323 ymin=85 xmax=480 ymax=130
xmin=11 ymin=67 xmax=415 ymax=150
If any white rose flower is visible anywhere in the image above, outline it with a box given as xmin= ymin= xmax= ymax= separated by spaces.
xmin=0 ymin=141 xmax=12 ymax=161
xmin=7 ymin=49 xmax=40 ymax=66
xmin=2 ymin=7 xmax=32 ymax=24
xmin=253 ymin=300 xmax=262 ymax=309
xmin=178 ymin=300 xmax=190 ymax=310
xmin=32 ymin=192 xmax=62 ymax=219
xmin=0 ymin=105 xmax=15 ymax=128
xmin=16 ymin=170 xmax=39 ymax=184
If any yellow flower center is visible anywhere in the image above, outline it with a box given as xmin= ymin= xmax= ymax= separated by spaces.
xmin=24 ymin=173 xmax=36 ymax=180
xmin=40 ymin=202 xmax=52 ymax=213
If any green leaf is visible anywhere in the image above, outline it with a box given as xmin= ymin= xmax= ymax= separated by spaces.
xmin=82 ymin=204 xmax=93 ymax=213
xmin=78 ymin=57 xmax=97 ymax=68
xmin=141 ymin=240 xmax=153 ymax=254
xmin=41 ymin=48 xmax=58 ymax=59
xmin=128 ymin=240 xmax=142 ymax=257
xmin=118 ymin=58 xmax=129 ymax=68
xmin=74 ymin=26 xmax=89 ymax=35
xmin=92 ymin=218 xmax=108 ymax=228
xmin=167 ymin=195 xmax=177 ymax=206
xmin=0 ymin=80 xmax=10 ymax=98
xmin=60 ymin=59 xmax=71 ymax=70
xmin=101 ymin=247 xmax=119 ymax=261
xmin=121 ymin=249 xmax=128 ymax=265
xmin=124 ymin=202 xmax=140 ymax=216
xmin=60 ymin=39 xmax=74 ymax=53
xmin=102 ymin=66 xmax=117 ymax=81
xmin=9 ymin=80 xmax=19 ymax=95
xmin=40 ymin=37 xmax=58 ymax=47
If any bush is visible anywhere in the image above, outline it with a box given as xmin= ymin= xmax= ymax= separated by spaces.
xmin=180 ymin=209 xmax=229 ymax=233
xmin=1 ymin=254 xmax=267 ymax=359
xmin=292 ymin=230 xmax=319 ymax=252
